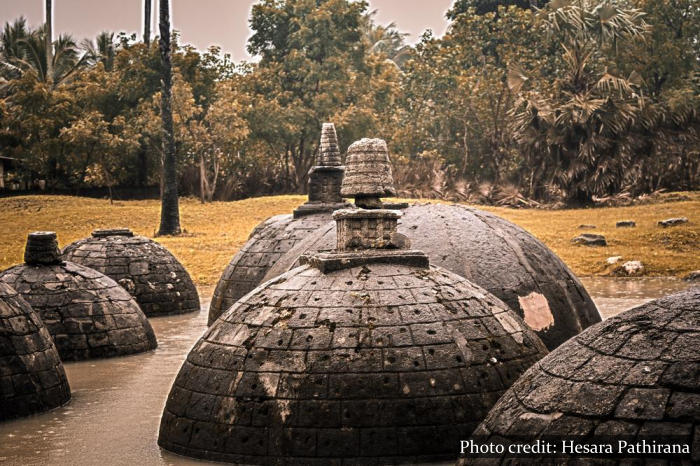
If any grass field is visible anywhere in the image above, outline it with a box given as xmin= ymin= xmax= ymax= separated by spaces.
xmin=0 ymin=194 xmax=697 ymax=285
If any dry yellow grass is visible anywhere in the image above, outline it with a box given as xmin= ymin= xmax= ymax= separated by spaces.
xmin=0 ymin=194 xmax=697 ymax=285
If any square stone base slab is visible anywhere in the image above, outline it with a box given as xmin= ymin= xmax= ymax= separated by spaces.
xmin=293 ymin=202 xmax=352 ymax=218
xmin=300 ymin=249 xmax=429 ymax=273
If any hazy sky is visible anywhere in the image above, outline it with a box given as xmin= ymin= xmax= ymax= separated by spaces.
xmin=0 ymin=1 xmax=453 ymax=62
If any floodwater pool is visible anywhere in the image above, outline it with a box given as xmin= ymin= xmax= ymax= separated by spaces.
xmin=0 ymin=278 xmax=693 ymax=465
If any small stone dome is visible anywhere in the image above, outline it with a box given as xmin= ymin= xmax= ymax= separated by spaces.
xmin=0 ymin=282 xmax=71 ymax=420
xmin=62 ymin=228 xmax=199 ymax=317
xmin=160 ymin=166 xmax=548 ymax=464
xmin=265 ymin=204 xmax=601 ymax=351
xmin=208 ymin=123 xmax=351 ymax=325
xmin=463 ymin=288 xmax=700 ymax=464
xmin=0 ymin=232 xmax=157 ymax=361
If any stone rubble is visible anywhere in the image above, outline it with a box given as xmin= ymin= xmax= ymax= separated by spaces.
xmin=572 ymin=233 xmax=607 ymax=247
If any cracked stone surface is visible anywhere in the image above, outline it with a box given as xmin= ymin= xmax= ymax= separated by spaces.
xmin=462 ymin=287 xmax=700 ymax=464
xmin=208 ymin=213 xmax=333 ymax=325
xmin=0 ymin=282 xmax=70 ymax=420
xmin=264 ymin=203 xmax=602 ymax=350
xmin=62 ymin=230 xmax=199 ymax=317
xmin=159 ymin=262 xmax=548 ymax=464
xmin=0 ymin=261 xmax=157 ymax=362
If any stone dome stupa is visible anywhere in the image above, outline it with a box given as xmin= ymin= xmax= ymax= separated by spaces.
xmin=461 ymin=287 xmax=700 ymax=464
xmin=263 ymin=140 xmax=601 ymax=350
xmin=0 ymin=282 xmax=71 ymax=421
xmin=158 ymin=138 xmax=548 ymax=464
xmin=62 ymin=228 xmax=199 ymax=317
xmin=0 ymin=232 xmax=157 ymax=361
xmin=208 ymin=122 xmax=351 ymax=325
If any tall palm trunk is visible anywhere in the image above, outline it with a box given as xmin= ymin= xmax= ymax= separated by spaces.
xmin=144 ymin=0 xmax=151 ymax=46
xmin=157 ymin=0 xmax=181 ymax=235
xmin=45 ymin=0 xmax=53 ymax=84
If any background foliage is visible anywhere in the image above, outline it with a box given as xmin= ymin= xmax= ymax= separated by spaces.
xmin=0 ymin=0 xmax=697 ymax=205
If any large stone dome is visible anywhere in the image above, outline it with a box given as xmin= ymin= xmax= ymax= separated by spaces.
xmin=0 ymin=282 xmax=71 ymax=420
xmin=208 ymin=123 xmax=350 ymax=325
xmin=264 ymin=203 xmax=601 ymax=350
xmin=0 ymin=232 xmax=157 ymax=361
xmin=62 ymin=228 xmax=199 ymax=317
xmin=160 ymin=261 xmax=548 ymax=464
xmin=160 ymin=154 xmax=549 ymax=463
xmin=462 ymin=287 xmax=699 ymax=464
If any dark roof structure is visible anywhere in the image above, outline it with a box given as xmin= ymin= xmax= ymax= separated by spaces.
xmin=62 ymin=228 xmax=199 ymax=317
xmin=462 ymin=287 xmax=700 ymax=464
xmin=0 ymin=282 xmax=71 ymax=420
xmin=158 ymin=138 xmax=548 ymax=464
xmin=208 ymin=123 xmax=351 ymax=325
xmin=0 ymin=232 xmax=157 ymax=361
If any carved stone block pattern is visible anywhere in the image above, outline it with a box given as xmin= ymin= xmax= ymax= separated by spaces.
xmin=464 ymin=288 xmax=700 ymax=464
xmin=0 ymin=260 xmax=157 ymax=361
xmin=0 ymin=283 xmax=71 ymax=420
xmin=159 ymin=262 xmax=548 ymax=464
xmin=63 ymin=229 xmax=199 ymax=317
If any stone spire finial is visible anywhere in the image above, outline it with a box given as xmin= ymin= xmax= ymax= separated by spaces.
xmin=317 ymin=123 xmax=342 ymax=167
xmin=24 ymin=231 xmax=62 ymax=265
xmin=340 ymin=138 xmax=396 ymax=209
xmin=293 ymin=123 xmax=350 ymax=218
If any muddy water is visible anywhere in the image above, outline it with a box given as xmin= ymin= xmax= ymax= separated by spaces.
xmin=0 ymin=279 xmax=694 ymax=465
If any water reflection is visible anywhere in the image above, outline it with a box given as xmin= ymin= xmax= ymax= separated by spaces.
xmin=0 ymin=280 xmax=694 ymax=465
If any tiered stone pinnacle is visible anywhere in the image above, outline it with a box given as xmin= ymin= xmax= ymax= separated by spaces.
xmin=340 ymin=138 xmax=396 ymax=209
xmin=293 ymin=122 xmax=349 ymax=218
xmin=303 ymin=137 xmax=418 ymax=273
xmin=24 ymin=231 xmax=62 ymax=265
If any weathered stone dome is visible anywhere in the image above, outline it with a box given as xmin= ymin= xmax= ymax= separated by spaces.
xmin=0 ymin=232 xmax=157 ymax=361
xmin=0 ymin=282 xmax=71 ymax=420
xmin=264 ymin=203 xmax=601 ymax=350
xmin=208 ymin=123 xmax=350 ymax=325
xmin=161 ymin=166 xmax=548 ymax=463
xmin=463 ymin=287 xmax=699 ymax=464
xmin=160 ymin=261 xmax=548 ymax=464
xmin=62 ymin=228 xmax=199 ymax=317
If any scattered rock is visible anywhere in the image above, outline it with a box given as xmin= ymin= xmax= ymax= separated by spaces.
xmin=684 ymin=270 xmax=700 ymax=282
xmin=578 ymin=224 xmax=596 ymax=229
xmin=572 ymin=233 xmax=607 ymax=247
xmin=658 ymin=217 xmax=688 ymax=227
xmin=606 ymin=256 xmax=622 ymax=265
xmin=616 ymin=220 xmax=636 ymax=228
xmin=616 ymin=260 xmax=644 ymax=276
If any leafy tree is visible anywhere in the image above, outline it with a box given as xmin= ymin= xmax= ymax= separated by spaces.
xmin=245 ymin=0 xmax=376 ymax=190
xmin=446 ymin=0 xmax=547 ymax=18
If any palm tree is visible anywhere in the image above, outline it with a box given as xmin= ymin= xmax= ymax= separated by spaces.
xmin=81 ymin=32 xmax=115 ymax=71
xmin=509 ymin=1 xmax=649 ymax=205
xmin=361 ymin=10 xmax=412 ymax=69
xmin=144 ymin=0 xmax=152 ymax=46
xmin=0 ymin=22 xmax=83 ymax=86
xmin=157 ymin=0 xmax=181 ymax=235
xmin=45 ymin=0 xmax=52 ymax=85
xmin=0 ymin=17 xmax=29 ymax=81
